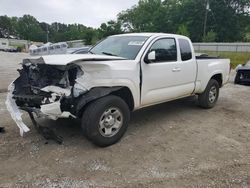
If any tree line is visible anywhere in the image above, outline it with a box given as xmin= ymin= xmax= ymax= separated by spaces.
xmin=0 ymin=0 xmax=249 ymax=44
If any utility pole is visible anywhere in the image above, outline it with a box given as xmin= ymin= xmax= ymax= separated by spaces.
xmin=203 ymin=0 xmax=209 ymax=38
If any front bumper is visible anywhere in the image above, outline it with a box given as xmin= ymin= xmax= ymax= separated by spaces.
xmin=5 ymin=83 xmax=30 ymax=136
xmin=5 ymin=83 xmax=77 ymax=136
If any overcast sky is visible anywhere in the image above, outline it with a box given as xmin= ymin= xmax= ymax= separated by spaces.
xmin=0 ymin=0 xmax=139 ymax=28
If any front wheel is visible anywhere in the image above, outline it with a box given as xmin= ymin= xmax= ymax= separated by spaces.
xmin=81 ymin=95 xmax=130 ymax=147
xmin=198 ymin=79 xmax=220 ymax=109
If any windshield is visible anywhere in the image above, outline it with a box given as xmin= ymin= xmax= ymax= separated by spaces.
xmin=90 ymin=36 xmax=148 ymax=60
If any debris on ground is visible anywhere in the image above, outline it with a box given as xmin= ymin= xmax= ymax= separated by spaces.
xmin=28 ymin=111 xmax=63 ymax=144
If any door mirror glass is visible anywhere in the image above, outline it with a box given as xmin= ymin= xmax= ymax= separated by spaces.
xmin=148 ymin=51 xmax=156 ymax=62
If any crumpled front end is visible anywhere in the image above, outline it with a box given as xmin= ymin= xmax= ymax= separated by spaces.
xmin=5 ymin=58 xmax=87 ymax=136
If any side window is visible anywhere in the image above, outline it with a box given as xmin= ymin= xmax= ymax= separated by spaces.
xmin=149 ymin=38 xmax=177 ymax=62
xmin=178 ymin=39 xmax=192 ymax=61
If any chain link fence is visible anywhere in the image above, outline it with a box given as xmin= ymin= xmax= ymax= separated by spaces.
xmin=193 ymin=43 xmax=250 ymax=53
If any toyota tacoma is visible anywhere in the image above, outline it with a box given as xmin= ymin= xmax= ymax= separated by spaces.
xmin=6 ymin=33 xmax=231 ymax=147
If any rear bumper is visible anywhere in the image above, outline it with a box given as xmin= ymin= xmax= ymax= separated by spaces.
xmin=236 ymin=79 xmax=250 ymax=85
xmin=5 ymin=83 xmax=30 ymax=136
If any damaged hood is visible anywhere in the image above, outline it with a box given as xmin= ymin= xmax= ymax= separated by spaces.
xmin=26 ymin=54 xmax=126 ymax=66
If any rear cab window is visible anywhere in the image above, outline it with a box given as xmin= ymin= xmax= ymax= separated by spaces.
xmin=178 ymin=39 xmax=192 ymax=61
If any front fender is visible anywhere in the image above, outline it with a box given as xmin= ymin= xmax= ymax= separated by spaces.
xmin=74 ymin=87 xmax=122 ymax=117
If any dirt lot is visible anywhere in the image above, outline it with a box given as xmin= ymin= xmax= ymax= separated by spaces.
xmin=0 ymin=52 xmax=250 ymax=188
xmin=0 ymin=52 xmax=30 ymax=92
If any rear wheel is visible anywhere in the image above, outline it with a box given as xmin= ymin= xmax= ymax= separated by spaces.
xmin=81 ymin=95 xmax=130 ymax=147
xmin=198 ymin=79 xmax=220 ymax=109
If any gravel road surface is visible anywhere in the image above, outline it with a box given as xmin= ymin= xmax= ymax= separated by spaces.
xmin=0 ymin=52 xmax=250 ymax=188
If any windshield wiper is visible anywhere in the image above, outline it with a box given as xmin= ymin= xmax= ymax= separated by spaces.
xmin=89 ymin=51 xmax=95 ymax=54
xmin=101 ymin=51 xmax=118 ymax=57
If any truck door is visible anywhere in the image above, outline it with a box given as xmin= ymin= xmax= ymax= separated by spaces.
xmin=140 ymin=37 xmax=197 ymax=107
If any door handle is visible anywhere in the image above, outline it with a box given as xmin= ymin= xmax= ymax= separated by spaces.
xmin=172 ymin=67 xmax=181 ymax=72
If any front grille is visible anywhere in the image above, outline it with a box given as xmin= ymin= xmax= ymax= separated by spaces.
xmin=13 ymin=94 xmax=45 ymax=108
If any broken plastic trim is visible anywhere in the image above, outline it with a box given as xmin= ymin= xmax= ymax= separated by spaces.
xmin=6 ymin=82 xmax=77 ymax=138
xmin=5 ymin=83 xmax=30 ymax=136
xmin=40 ymin=100 xmax=76 ymax=120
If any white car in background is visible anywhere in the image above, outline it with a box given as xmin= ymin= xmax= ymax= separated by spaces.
xmin=29 ymin=42 xmax=68 ymax=56
xmin=67 ymin=46 xmax=91 ymax=54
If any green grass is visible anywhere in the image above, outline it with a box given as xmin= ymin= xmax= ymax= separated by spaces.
xmin=197 ymin=51 xmax=250 ymax=68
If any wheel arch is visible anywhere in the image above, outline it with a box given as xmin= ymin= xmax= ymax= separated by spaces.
xmin=110 ymin=87 xmax=134 ymax=111
xmin=75 ymin=86 xmax=135 ymax=117
xmin=195 ymin=72 xmax=223 ymax=94
xmin=211 ymin=73 xmax=223 ymax=87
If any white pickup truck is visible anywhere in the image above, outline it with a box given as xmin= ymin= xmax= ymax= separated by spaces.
xmin=6 ymin=33 xmax=230 ymax=146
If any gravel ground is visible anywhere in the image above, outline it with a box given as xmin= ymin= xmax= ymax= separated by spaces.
xmin=0 ymin=52 xmax=30 ymax=92
xmin=0 ymin=52 xmax=250 ymax=188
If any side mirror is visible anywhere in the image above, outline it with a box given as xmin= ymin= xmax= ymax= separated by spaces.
xmin=148 ymin=51 xmax=156 ymax=61
xmin=145 ymin=51 xmax=156 ymax=64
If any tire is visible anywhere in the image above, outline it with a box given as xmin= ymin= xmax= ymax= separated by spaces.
xmin=198 ymin=79 xmax=220 ymax=109
xmin=81 ymin=95 xmax=130 ymax=147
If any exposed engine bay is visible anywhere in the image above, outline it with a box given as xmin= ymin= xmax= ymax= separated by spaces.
xmin=11 ymin=59 xmax=86 ymax=121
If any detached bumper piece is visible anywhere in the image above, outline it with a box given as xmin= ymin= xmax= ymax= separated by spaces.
xmin=5 ymin=84 xmax=30 ymax=136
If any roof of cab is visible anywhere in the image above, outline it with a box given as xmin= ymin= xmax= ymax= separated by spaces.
xmin=112 ymin=32 xmax=188 ymax=39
